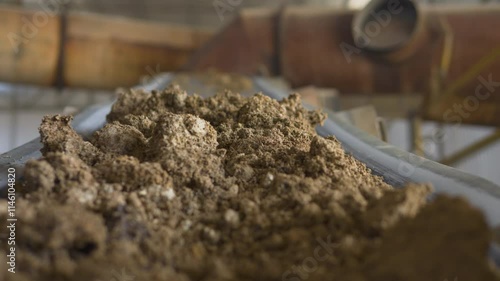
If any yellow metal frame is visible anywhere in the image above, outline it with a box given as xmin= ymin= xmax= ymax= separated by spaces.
xmin=440 ymin=130 xmax=500 ymax=166
xmin=413 ymin=19 xmax=500 ymax=164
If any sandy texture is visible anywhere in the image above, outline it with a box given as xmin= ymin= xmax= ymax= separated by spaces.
xmin=1 ymin=85 xmax=498 ymax=281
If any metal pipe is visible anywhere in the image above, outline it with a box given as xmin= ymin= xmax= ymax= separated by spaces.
xmin=352 ymin=0 xmax=429 ymax=63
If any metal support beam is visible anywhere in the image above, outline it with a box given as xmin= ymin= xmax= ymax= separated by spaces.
xmin=440 ymin=130 xmax=500 ymax=166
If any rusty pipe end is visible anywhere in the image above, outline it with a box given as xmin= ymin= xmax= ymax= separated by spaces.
xmin=352 ymin=0 xmax=427 ymax=63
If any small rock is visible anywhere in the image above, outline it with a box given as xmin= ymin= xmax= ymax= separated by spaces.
xmin=224 ymin=209 xmax=240 ymax=226
xmin=161 ymin=188 xmax=176 ymax=200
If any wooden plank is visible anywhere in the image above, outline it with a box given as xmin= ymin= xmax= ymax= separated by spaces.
xmin=64 ymin=12 xmax=212 ymax=89
xmin=424 ymin=95 xmax=500 ymax=127
xmin=335 ymin=106 xmax=384 ymax=139
xmin=295 ymin=86 xmax=339 ymax=110
xmin=67 ymin=12 xmax=213 ymax=50
xmin=0 ymin=5 xmax=60 ymax=86
xmin=293 ymin=86 xmax=384 ymax=139
xmin=0 ymin=5 xmax=213 ymax=89
xmin=337 ymin=94 xmax=423 ymax=119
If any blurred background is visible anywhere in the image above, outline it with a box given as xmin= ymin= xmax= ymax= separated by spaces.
xmin=1 ymin=0 xmax=500 ymax=184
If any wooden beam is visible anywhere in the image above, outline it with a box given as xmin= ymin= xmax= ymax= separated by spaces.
xmin=0 ymin=5 xmax=60 ymax=86
xmin=0 ymin=5 xmax=213 ymax=89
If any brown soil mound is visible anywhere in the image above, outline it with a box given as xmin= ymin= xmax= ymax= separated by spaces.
xmin=1 ymin=86 xmax=498 ymax=281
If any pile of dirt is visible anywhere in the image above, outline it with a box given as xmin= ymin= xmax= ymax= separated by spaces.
xmin=1 ymin=85 xmax=499 ymax=281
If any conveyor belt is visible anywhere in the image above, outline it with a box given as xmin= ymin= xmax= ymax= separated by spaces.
xmin=1 ymin=73 xmax=499 ymax=265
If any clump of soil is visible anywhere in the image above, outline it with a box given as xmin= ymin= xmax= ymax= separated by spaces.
xmin=1 ymin=85 xmax=498 ymax=281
